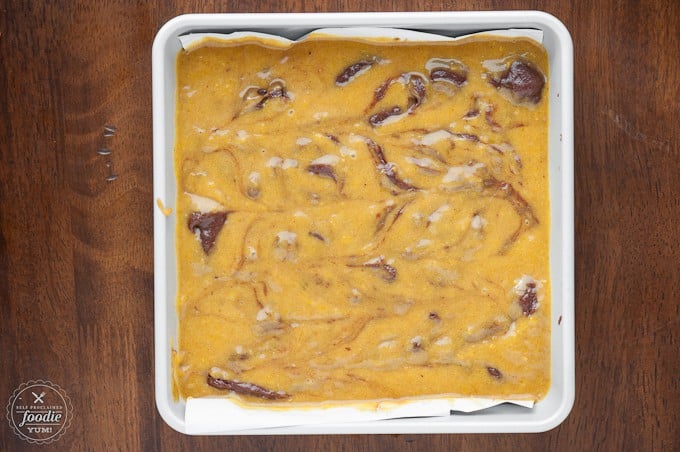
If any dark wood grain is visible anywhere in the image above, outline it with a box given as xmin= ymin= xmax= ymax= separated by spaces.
xmin=1 ymin=1 xmax=679 ymax=450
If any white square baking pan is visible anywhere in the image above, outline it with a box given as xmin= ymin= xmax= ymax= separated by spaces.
xmin=153 ymin=11 xmax=574 ymax=434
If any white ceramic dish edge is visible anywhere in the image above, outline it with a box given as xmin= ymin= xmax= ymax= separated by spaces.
xmin=152 ymin=11 xmax=574 ymax=435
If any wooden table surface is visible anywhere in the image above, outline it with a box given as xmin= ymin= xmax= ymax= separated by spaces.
xmin=1 ymin=1 xmax=678 ymax=450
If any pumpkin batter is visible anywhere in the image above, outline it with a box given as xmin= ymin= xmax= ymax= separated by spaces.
xmin=173 ymin=33 xmax=551 ymax=404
